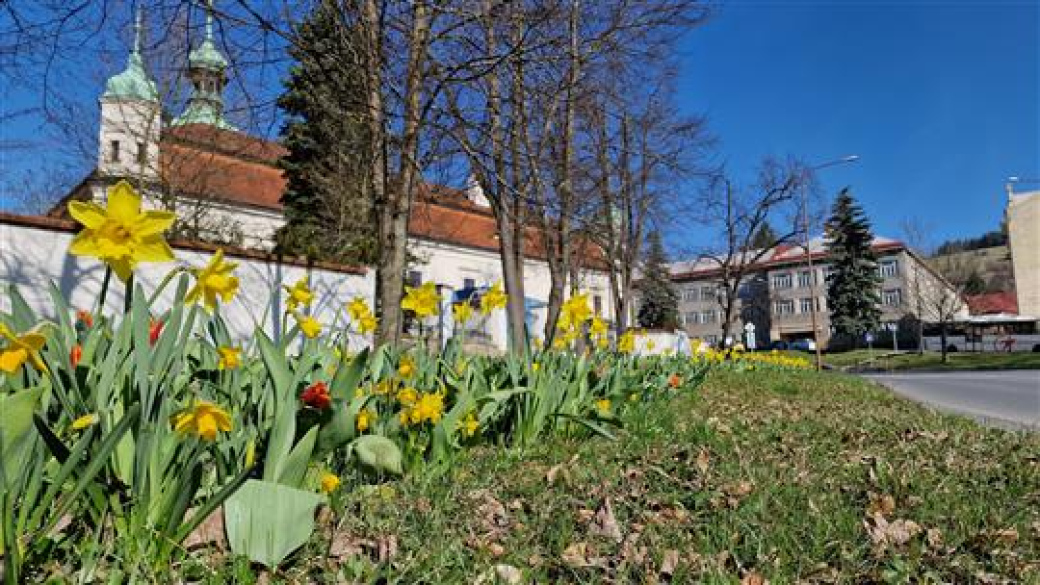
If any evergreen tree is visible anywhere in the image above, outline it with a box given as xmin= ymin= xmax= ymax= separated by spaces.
xmin=750 ymin=221 xmax=778 ymax=250
xmin=824 ymin=188 xmax=881 ymax=345
xmin=636 ymin=230 xmax=679 ymax=329
xmin=963 ymin=270 xmax=986 ymax=296
xmin=276 ymin=0 xmax=374 ymax=263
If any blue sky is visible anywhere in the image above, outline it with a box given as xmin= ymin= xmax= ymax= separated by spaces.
xmin=675 ymin=0 xmax=1039 ymax=249
xmin=2 ymin=1 xmax=1037 ymax=253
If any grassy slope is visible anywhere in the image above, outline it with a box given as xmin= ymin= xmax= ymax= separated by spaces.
xmin=781 ymin=349 xmax=1040 ymax=371
xmin=191 ymin=370 xmax=1039 ymax=584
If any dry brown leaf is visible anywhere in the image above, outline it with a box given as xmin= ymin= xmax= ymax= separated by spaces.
xmin=695 ymin=449 xmax=711 ymax=475
xmin=183 ymin=507 xmax=226 ymax=551
xmin=992 ymin=528 xmax=1019 ymax=545
xmin=589 ymin=498 xmax=623 ymax=542
xmin=864 ymin=514 xmax=921 ymax=547
xmin=377 ymin=534 xmax=398 ymax=562
xmin=486 ymin=542 xmax=506 ymax=557
xmin=659 ymin=549 xmax=679 ymax=577
xmin=561 ymin=542 xmax=591 ymax=568
xmin=925 ymin=528 xmax=943 ymax=549
xmin=493 ymin=564 xmax=523 ymax=584
xmin=867 ymin=493 xmax=896 ymax=518
xmin=741 ymin=570 xmax=767 ymax=585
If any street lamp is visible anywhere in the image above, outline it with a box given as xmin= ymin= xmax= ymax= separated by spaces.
xmin=802 ymin=155 xmax=860 ymax=371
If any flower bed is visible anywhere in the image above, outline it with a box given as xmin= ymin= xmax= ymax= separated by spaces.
xmin=0 ymin=182 xmax=808 ymax=579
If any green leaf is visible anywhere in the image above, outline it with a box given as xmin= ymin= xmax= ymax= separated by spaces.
xmin=0 ymin=388 xmax=43 ymax=491
xmin=278 ymin=425 xmax=318 ymax=488
xmin=224 ymin=479 xmax=323 ymax=568
xmin=352 ymin=435 xmax=403 ymax=476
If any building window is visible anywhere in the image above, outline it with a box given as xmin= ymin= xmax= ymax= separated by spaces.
xmin=774 ymin=299 xmax=795 ymax=315
xmin=683 ymin=288 xmax=699 ymax=302
xmin=686 ymin=311 xmax=698 ymax=324
xmin=407 ymin=270 xmax=422 ymax=287
xmin=882 ymin=288 xmax=903 ymax=307
xmin=109 ymin=140 xmax=120 ymax=163
xmin=136 ymin=142 xmax=147 ymax=165
xmin=879 ymin=259 xmax=899 ymax=278
xmin=771 ymin=273 xmax=792 ymax=289
xmin=701 ymin=310 xmax=717 ymax=324
xmin=798 ymin=271 xmax=812 ymax=288
xmin=593 ymin=295 xmax=603 ymax=315
xmin=800 ymin=297 xmax=814 ymax=313
xmin=700 ymin=285 xmax=716 ymax=300
xmin=462 ymin=277 xmax=475 ymax=290
xmin=704 ymin=334 xmax=718 ymax=345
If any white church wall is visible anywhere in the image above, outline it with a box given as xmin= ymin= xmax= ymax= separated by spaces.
xmin=408 ymin=237 xmax=615 ymax=346
xmin=0 ymin=216 xmax=374 ymax=349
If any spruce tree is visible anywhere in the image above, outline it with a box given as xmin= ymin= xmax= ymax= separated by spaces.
xmin=824 ymin=188 xmax=881 ymax=345
xmin=751 ymin=221 xmax=778 ymax=250
xmin=276 ymin=0 xmax=374 ymax=264
xmin=636 ymin=230 xmax=679 ymax=329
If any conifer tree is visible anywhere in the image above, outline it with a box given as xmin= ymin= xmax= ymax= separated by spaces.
xmin=750 ymin=221 xmax=778 ymax=250
xmin=636 ymin=230 xmax=679 ymax=329
xmin=824 ymin=188 xmax=881 ymax=345
xmin=276 ymin=0 xmax=374 ymax=264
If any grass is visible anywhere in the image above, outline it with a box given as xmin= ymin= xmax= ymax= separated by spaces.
xmin=776 ymin=348 xmax=1040 ymax=371
xmin=807 ymin=349 xmax=1040 ymax=372
xmin=172 ymin=369 xmax=1039 ymax=583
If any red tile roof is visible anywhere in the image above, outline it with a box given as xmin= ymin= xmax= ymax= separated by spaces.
xmin=153 ymin=126 xmax=606 ymax=267
xmin=966 ymin=291 xmax=1018 ymax=315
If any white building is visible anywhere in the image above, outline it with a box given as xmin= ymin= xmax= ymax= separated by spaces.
xmin=40 ymin=9 xmax=614 ymax=349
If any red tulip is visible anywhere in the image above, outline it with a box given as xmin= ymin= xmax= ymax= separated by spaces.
xmin=300 ymin=381 xmax=332 ymax=410
xmin=70 ymin=344 xmax=83 ymax=368
xmin=149 ymin=318 xmax=163 ymax=346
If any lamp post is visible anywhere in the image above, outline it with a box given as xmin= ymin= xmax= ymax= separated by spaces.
xmin=803 ymin=155 xmax=859 ymax=371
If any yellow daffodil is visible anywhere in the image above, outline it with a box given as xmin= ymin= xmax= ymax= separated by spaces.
xmin=453 ymin=302 xmax=474 ymax=324
xmin=70 ymin=413 xmax=99 ymax=431
xmin=217 ymin=346 xmax=241 ymax=370
xmin=558 ymin=293 xmax=592 ymax=332
xmin=398 ymin=355 xmax=416 ymax=379
xmin=356 ymin=409 xmax=374 ymax=432
xmin=284 ymin=277 xmax=314 ymax=311
xmin=590 ymin=316 xmax=607 ymax=337
xmin=596 ymin=335 xmax=610 ymax=350
xmin=347 ymin=297 xmax=370 ymax=322
xmin=532 ymin=362 xmax=540 ymax=372
xmin=618 ymin=330 xmax=636 ymax=354
xmin=171 ymin=400 xmax=232 ymax=441
xmin=480 ymin=282 xmax=507 ymax=315
xmin=186 ymin=249 xmax=240 ymax=312
xmin=320 ymin=471 xmax=341 ymax=494
xmin=374 ymin=380 xmax=394 ymax=395
xmin=646 ymin=339 xmax=656 ymax=351
xmin=414 ymin=391 xmax=445 ymax=424
xmin=401 ymin=282 xmax=439 ymax=318
xmin=0 ymin=322 xmax=48 ymax=374
xmin=595 ymin=399 xmax=611 ymax=415
xmin=67 ymin=180 xmax=176 ymax=281
xmin=396 ymin=386 xmax=418 ymax=406
xmin=358 ymin=313 xmax=378 ymax=335
xmin=295 ymin=313 xmax=322 ymax=339
xmin=461 ymin=412 xmax=479 ymax=437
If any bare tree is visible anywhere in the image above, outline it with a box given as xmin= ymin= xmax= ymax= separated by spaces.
xmin=901 ymin=218 xmax=970 ymax=362
xmin=693 ymin=158 xmax=814 ymax=346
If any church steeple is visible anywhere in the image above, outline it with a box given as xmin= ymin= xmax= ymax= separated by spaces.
xmin=172 ymin=2 xmax=234 ymax=129
xmin=102 ymin=8 xmax=159 ymax=102
xmin=98 ymin=7 xmax=161 ymax=181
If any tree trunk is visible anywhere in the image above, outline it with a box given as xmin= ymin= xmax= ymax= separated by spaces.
xmin=939 ymin=322 xmax=948 ymax=363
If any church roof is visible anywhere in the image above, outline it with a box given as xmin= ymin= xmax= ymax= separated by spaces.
xmin=153 ymin=126 xmax=606 ymax=268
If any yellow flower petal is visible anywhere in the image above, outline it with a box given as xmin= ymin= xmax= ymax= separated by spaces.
xmin=132 ymin=210 xmax=177 ymax=236
xmin=0 ymin=348 xmax=28 ymax=373
xmin=68 ymin=201 xmax=108 ymax=229
xmin=68 ymin=231 xmax=105 ymax=257
xmin=105 ymin=180 xmax=142 ymax=224
xmin=132 ymin=236 xmax=175 ymax=263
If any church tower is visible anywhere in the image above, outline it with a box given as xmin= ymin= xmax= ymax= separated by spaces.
xmin=172 ymin=6 xmax=234 ymax=130
xmin=98 ymin=9 xmax=161 ymax=183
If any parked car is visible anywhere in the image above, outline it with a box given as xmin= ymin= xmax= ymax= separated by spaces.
xmin=790 ymin=338 xmax=817 ymax=352
xmin=769 ymin=340 xmax=790 ymax=351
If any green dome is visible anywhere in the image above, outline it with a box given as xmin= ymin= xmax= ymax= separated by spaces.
xmin=189 ymin=38 xmax=228 ymax=70
xmin=103 ymin=52 xmax=158 ymax=101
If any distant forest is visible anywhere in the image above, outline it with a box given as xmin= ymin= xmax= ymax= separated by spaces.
xmin=935 ymin=228 xmax=1008 ymax=256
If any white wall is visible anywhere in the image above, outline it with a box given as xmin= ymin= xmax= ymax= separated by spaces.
xmin=0 ymin=218 xmax=374 ymax=348
xmin=409 ymin=237 xmax=615 ymax=346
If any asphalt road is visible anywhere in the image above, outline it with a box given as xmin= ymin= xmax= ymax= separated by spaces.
xmin=866 ymin=370 xmax=1040 ymax=430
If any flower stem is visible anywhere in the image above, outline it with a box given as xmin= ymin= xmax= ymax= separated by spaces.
xmin=96 ymin=266 xmax=112 ymax=315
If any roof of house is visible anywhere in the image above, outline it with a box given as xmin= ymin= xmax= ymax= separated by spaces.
xmin=670 ymin=236 xmax=907 ymax=281
xmin=60 ymin=124 xmax=607 ymax=269
xmin=965 ymin=291 xmax=1018 ymax=315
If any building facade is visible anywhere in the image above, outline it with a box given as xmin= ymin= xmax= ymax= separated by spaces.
xmin=670 ymin=237 xmax=965 ymax=347
xmin=1006 ymin=187 xmax=1040 ymax=321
